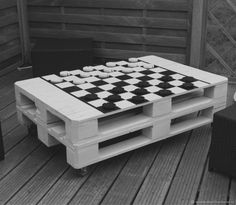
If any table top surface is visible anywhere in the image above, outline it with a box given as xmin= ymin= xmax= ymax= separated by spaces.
xmin=15 ymin=55 xmax=228 ymax=122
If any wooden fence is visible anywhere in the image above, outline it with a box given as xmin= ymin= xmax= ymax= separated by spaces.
xmin=27 ymin=0 xmax=207 ymax=67
xmin=205 ymin=0 xmax=236 ymax=79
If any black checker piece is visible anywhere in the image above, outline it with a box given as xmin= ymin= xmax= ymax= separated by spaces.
xmin=180 ymin=82 xmax=197 ymax=90
xmin=181 ymin=76 xmax=197 ymax=83
xmin=156 ymin=90 xmax=173 ymax=97
xmin=158 ymin=82 xmax=173 ymax=89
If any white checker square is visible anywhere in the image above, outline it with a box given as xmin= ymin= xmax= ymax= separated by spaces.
xmin=146 ymin=86 xmax=161 ymax=93
xmin=144 ymin=93 xmax=161 ymax=101
xmin=137 ymin=62 xmax=148 ymax=67
xmin=148 ymin=79 xmax=162 ymax=86
xmin=104 ymin=77 xmax=120 ymax=84
xmin=125 ymin=78 xmax=140 ymax=85
xmin=149 ymin=73 xmax=163 ymax=79
xmin=77 ymin=83 xmax=95 ymax=90
xmin=96 ymin=91 xmax=112 ymax=99
xmin=115 ymin=61 xmax=128 ymax=66
xmin=99 ymin=84 xmax=115 ymax=91
xmin=119 ymin=92 xmax=135 ymax=100
xmin=171 ymin=74 xmax=185 ymax=80
xmin=89 ymin=99 xmax=107 ymax=107
xmin=169 ymin=80 xmax=183 ymax=86
xmin=123 ymin=85 xmax=138 ymax=92
xmin=127 ymin=72 xmax=144 ymax=78
xmin=168 ymin=87 xmax=186 ymax=94
xmin=62 ymin=76 xmax=76 ymax=82
xmin=193 ymin=81 xmax=209 ymax=88
xmin=150 ymin=67 xmax=166 ymax=73
xmin=86 ymin=76 xmax=100 ymax=83
xmin=115 ymin=100 xmax=134 ymax=109
xmin=71 ymin=90 xmax=89 ymax=97
xmin=56 ymin=82 xmax=74 ymax=88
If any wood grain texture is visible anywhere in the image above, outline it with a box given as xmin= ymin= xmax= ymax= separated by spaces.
xmin=0 ymin=145 xmax=58 ymax=204
xmin=27 ymin=0 xmax=192 ymax=63
xmin=6 ymin=147 xmax=68 ymax=205
xmin=100 ymin=143 xmax=162 ymax=205
xmin=68 ymin=154 xmax=131 ymax=205
xmin=163 ymin=126 xmax=211 ymax=205
xmin=133 ymin=133 xmax=190 ymax=205
xmin=196 ymin=161 xmax=230 ymax=205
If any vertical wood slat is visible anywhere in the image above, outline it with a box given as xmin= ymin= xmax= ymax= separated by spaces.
xmin=190 ymin=0 xmax=208 ymax=68
xmin=17 ymin=0 xmax=31 ymax=65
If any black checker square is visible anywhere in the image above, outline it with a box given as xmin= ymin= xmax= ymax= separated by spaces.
xmin=137 ymin=76 xmax=153 ymax=81
xmin=160 ymin=70 xmax=176 ymax=76
xmin=116 ymin=75 xmax=133 ymax=80
xmin=62 ymin=86 xmax=81 ymax=93
xmin=129 ymin=95 xmax=148 ymax=104
xmin=180 ymin=76 xmax=197 ymax=83
xmin=158 ymin=82 xmax=174 ymax=89
xmin=97 ymin=104 xmax=120 ymax=113
xmin=113 ymin=81 xmax=130 ymax=87
xmin=86 ymin=87 xmax=103 ymax=94
xmin=92 ymin=80 xmax=107 ymax=86
xmin=140 ymin=70 xmax=156 ymax=75
xmin=180 ymin=82 xmax=197 ymax=90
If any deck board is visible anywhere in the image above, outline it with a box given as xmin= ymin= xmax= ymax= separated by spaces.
xmin=0 ymin=145 xmax=57 ymax=204
xmin=163 ymin=126 xmax=211 ymax=205
xmin=100 ymin=143 xmax=162 ymax=205
xmin=68 ymin=154 xmax=131 ymax=205
xmin=6 ymin=147 xmax=68 ymax=205
xmin=196 ymin=161 xmax=230 ymax=205
xmin=133 ymin=133 xmax=190 ymax=205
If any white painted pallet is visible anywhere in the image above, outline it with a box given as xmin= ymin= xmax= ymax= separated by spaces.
xmin=15 ymin=55 xmax=228 ymax=169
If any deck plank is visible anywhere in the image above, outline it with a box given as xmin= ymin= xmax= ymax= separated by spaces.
xmin=100 ymin=143 xmax=162 ymax=205
xmin=0 ymin=145 xmax=57 ymax=204
xmin=68 ymin=153 xmax=131 ymax=205
xmin=229 ymin=179 xmax=236 ymax=204
xmin=3 ymin=125 xmax=28 ymax=152
xmin=6 ymin=147 xmax=68 ymax=205
xmin=0 ymin=136 xmax=40 ymax=179
xmin=133 ymin=133 xmax=190 ymax=205
xmin=163 ymin=125 xmax=211 ymax=205
xmin=196 ymin=161 xmax=230 ymax=205
xmin=37 ymin=166 xmax=96 ymax=205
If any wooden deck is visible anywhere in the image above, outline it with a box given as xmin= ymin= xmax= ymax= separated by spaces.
xmin=1 ymin=74 xmax=236 ymax=205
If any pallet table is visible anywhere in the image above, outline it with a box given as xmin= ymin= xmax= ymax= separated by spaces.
xmin=15 ymin=55 xmax=228 ymax=170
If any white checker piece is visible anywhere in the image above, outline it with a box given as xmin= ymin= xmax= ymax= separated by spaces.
xmin=62 ymin=76 xmax=77 ymax=82
xmin=93 ymin=65 xmax=107 ymax=71
xmin=86 ymin=76 xmax=100 ymax=83
xmin=56 ymin=82 xmax=74 ymax=89
xmin=70 ymin=69 xmax=83 ymax=76
xmin=115 ymin=100 xmax=134 ymax=109
xmin=42 ymin=74 xmax=60 ymax=81
xmin=71 ymin=90 xmax=89 ymax=97
xmin=115 ymin=61 xmax=128 ymax=66
xmin=113 ymin=66 xmax=124 ymax=72
xmin=109 ymin=71 xmax=124 ymax=77
xmin=77 ymin=83 xmax=95 ymax=90
xmin=133 ymin=67 xmax=146 ymax=72
xmin=89 ymin=99 xmax=107 ymax=107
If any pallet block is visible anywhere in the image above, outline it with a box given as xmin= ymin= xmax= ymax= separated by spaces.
xmin=15 ymin=55 xmax=228 ymax=169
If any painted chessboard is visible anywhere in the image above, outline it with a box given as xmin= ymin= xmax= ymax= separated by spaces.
xmin=42 ymin=58 xmax=209 ymax=114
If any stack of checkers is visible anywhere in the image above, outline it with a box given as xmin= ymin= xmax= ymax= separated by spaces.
xmin=42 ymin=57 xmax=209 ymax=113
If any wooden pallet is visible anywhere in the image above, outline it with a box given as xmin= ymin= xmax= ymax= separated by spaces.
xmin=15 ymin=55 xmax=228 ymax=169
